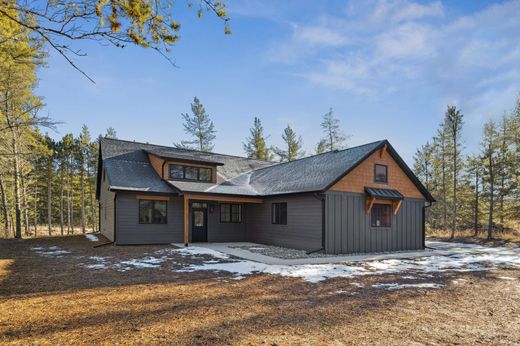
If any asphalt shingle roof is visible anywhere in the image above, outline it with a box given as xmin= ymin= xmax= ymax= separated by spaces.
xmin=98 ymin=137 xmax=434 ymax=201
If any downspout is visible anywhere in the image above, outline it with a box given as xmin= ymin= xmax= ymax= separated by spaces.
xmin=308 ymin=192 xmax=326 ymax=254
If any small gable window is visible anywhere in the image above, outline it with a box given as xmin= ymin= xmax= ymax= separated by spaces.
xmin=169 ymin=164 xmax=212 ymax=182
xmin=139 ymin=200 xmax=167 ymax=224
xmin=374 ymin=164 xmax=388 ymax=183
xmin=271 ymin=202 xmax=287 ymax=225
xmin=371 ymin=204 xmax=391 ymax=227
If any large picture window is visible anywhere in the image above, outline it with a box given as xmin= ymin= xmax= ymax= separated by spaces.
xmin=139 ymin=200 xmax=167 ymax=224
xmin=371 ymin=204 xmax=391 ymax=227
xmin=271 ymin=202 xmax=287 ymax=225
xmin=374 ymin=164 xmax=388 ymax=183
xmin=220 ymin=203 xmax=242 ymax=223
xmin=168 ymin=164 xmax=212 ymax=182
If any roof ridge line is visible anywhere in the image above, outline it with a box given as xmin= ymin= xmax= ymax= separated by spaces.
xmin=249 ymin=139 xmax=387 ymax=174
xmin=101 ymin=137 xmax=274 ymax=163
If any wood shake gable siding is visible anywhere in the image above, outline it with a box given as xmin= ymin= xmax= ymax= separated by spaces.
xmin=330 ymin=149 xmax=425 ymax=199
xmin=324 ymin=149 xmax=426 ymax=254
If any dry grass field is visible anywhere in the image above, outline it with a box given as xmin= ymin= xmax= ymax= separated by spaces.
xmin=1 ymin=235 xmax=520 ymax=345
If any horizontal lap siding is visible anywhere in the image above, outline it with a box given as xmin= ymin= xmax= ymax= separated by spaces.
xmin=325 ymin=191 xmax=424 ymax=254
xmin=116 ymin=193 xmax=183 ymax=244
xmin=246 ymin=194 xmax=322 ymax=251
xmin=99 ymin=176 xmax=115 ymax=241
xmin=207 ymin=203 xmax=248 ymax=242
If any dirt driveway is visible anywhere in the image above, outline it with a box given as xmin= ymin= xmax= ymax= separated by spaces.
xmin=1 ymin=235 xmax=520 ymax=345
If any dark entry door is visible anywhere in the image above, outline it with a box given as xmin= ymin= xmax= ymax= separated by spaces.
xmin=191 ymin=207 xmax=207 ymax=242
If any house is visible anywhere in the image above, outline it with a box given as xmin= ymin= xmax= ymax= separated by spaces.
xmin=96 ymin=138 xmax=434 ymax=254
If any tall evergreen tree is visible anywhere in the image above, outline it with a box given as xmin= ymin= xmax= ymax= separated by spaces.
xmin=243 ymin=117 xmax=273 ymax=161
xmin=104 ymin=127 xmax=118 ymax=139
xmin=481 ymin=119 xmax=500 ymax=240
xmin=319 ymin=108 xmax=348 ymax=151
xmin=175 ymin=97 xmax=216 ymax=152
xmin=443 ymin=106 xmax=464 ymax=239
xmin=315 ymin=139 xmax=327 ymax=155
xmin=272 ymin=125 xmax=304 ymax=162
xmin=466 ymin=155 xmax=483 ymax=236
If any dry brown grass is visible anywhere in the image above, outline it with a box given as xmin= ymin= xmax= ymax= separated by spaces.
xmin=428 ymin=228 xmax=520 ymax=247
xmin=1 ymin=236 xmax=520 ymax=345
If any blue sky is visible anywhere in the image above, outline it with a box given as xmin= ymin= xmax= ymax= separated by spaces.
xmin=37 ymin=0 xmax=520 ymax=164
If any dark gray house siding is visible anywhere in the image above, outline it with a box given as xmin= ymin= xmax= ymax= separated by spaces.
xmin=325 ymin=191 xmax=424 ymax=254
xmin=206 ymin=203 xmax=248 ymax=242
xmin=246 ymin=194 xmax=323 ymax=251
xmin=115 ymin=193 xmax=184 ymax=245
xmin=99 ymin=171 xmax=115 ymax=241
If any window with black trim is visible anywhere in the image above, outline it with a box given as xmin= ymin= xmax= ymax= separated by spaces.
xmin=168 ymin=164 xmax=212 ymax=182
xmin=371 ymin=204 xmax=391 ymax=227
xmin=271 ymin=202 xmax=287 ymax=224
xmin=139 ymin=200 xmax=167 ymax=224
xmin=220 ymin=203 xmax=242 ymax=223
xmin=374 ymin=164 xmax=388 ymax=183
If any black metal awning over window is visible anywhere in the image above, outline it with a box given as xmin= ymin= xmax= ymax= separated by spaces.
xmin=365 ymin=187 xmax=404 ymax=200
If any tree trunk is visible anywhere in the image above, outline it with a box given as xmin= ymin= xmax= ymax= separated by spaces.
xmin=0 ymin=174 xmax=11 ymax=239
xmin=80 ymin=163 xmax=85 ymax=233
xmin=451 ymin=138 xmax=457 ymax=239
xmin=47 ymin=166 xmax=52 ymax=236
xmin=441 ymin=142 xmax=448 ymax=233
xmin=87 ymin=164 xmax=95 ymax=232
xmin=21 ymin=172 xmax=30 ymax=237
xmin=12 ymin=133 xmax=22 ymax=239
xmin=474 ymin=170 xmax=479 ymax=237
xmin=33 ymin=185 xmax=38 ymax=237
xmin=59 ymin=166 xmax=64 ymax=236
xmin=488 ymin=153 xmax=494 ymax=240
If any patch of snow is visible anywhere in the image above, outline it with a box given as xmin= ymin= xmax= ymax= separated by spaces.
xmin=402 ymin=275 xmax=417 ymax=279
xmin=31 ymin=245 xmax=70 ymax=257
xmin=372 ymin=283 xmax=443 ymax=290
xmin=497 ymin=276 xmax=516 ymax=280
xmin=171 ymin=243 xmax=520 ymax=283
xmin=119 ymin=256 xmax=168 ymax=270
xmin=85 ymin=234 xmax=99 ymax=242
xmin=248 ymin=247 xmax=267 ymax=250
xmin=160 ymin=246 xmax=230 ymax=260
xmin=350 ymin=282 xmax=365 ymax=288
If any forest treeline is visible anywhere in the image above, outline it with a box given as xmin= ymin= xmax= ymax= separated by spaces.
xmin=414 ymin=97 xmax=520 ymax=239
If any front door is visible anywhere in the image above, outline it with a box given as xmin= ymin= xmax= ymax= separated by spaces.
xmin=191 ymin=207 xmax=208 ymax=242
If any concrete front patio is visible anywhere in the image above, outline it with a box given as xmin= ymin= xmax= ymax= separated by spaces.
xmin=174 ymin=241 xmax=458 ymax=265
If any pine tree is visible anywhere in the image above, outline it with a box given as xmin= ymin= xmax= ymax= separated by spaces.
xmin=105 ymin=127 xmax=118 ymax=139
xmin=320 ymin=108 xmax=348 ymax=151
xmin=315 ymin=139 xmax=327 ymax=155
xmin=466 ymin=155 xmax=483 ymax=236
xmin=443 ymin=106 xmax=464 ymax=239
xmin=413 ymin=141 xmax=433 ymax=192
xmin=481 ymin=119 xmax=500 ymax=239
xmin=175 ymin=97 xmax=216 ymax=152
xmin=243 ymin=117 xmax=273 ymax=161
xmin=272 ymin=125 xmax=304 ymax=162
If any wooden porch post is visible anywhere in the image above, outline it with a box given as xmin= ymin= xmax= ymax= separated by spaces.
xmin=183 ymin=195 xmax=189 ymax=246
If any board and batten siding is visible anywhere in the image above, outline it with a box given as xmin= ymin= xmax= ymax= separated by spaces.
xmin=325 ymin=191 xmax=424 ymax=254
xmin=115 ymin=193 xmax=184 ymax=244
xmin=99 ymin=170 xmax=115 ymax=241
xmin=246 ymin=194 xmax=323 ymax=251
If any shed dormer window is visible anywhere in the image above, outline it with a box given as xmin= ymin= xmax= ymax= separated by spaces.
xmin=169 ymin=164 xmax=212 ymax=182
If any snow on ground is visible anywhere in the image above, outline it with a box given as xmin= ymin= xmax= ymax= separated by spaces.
xmin=30 ymin=246 xmax=70 ymax=257
xmin=371 ymin=283 xmax=443 ymax=290
xmin=85 ymin=234 xmax=99 ymax=242
xmin=172 ymin=242 xmax=520 ymax=283
xmin=36 ymin=241 xmax=520 ymax=289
